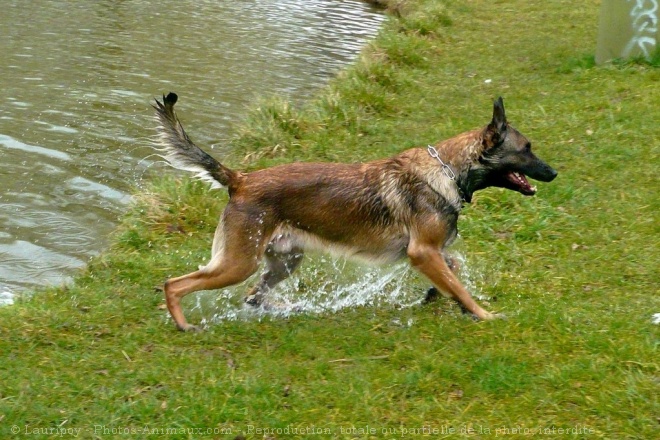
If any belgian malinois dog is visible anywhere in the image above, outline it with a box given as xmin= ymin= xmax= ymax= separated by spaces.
xmin=153 ymin=93 xmax=557 ymax=331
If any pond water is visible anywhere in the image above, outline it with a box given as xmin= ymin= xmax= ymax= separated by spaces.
xmin=0 ymin=0 xmax=386 ymax=302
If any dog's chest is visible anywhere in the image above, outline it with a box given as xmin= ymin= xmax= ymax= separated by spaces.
xmin=424 ymin=168 xmax=463 ymax=212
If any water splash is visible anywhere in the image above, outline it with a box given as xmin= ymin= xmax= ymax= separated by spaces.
xmin=193 ymin=259 xmax=423 ymax=324
xmin=181 ymin=242 xmax=489 ymax=326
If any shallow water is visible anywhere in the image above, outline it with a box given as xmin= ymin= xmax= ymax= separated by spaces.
xmin=0 ymin=0 xmax=385 ymax=298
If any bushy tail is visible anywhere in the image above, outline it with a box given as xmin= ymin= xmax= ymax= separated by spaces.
xmin=153 ymin=92 xmax=237 ymax=189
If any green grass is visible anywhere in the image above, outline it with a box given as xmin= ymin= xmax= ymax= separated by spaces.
xmin=1 ymin=0 xmax=659 ymax=438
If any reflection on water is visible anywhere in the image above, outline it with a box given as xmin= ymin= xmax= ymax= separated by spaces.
xmin=0 ymin=1 xmax=384 ymax=298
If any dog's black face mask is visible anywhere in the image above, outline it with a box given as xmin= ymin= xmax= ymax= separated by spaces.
xmin=466 ymin=98 xmax=557 ymax=198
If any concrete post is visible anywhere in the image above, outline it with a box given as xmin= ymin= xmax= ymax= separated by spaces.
xmin=596 ymin=0 xmax=659 ymax=64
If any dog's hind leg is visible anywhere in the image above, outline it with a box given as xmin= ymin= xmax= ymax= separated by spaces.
xmin=245 ymin=242 xmax=304 ymax=306
xmin=163 ymin=208 xmax=272 ymax=331
xmin=164 ymin=259 xmax=258 ymax=331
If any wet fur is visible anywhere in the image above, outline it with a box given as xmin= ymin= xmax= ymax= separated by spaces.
xmin=152 ymin=93 xmax=557 ymax=331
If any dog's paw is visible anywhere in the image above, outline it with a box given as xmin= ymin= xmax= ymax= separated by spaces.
xmin=478 ymin=312 xmax=507 ymax=321
xmin=423 ymin=287 xmax=441 ymax=304
xmin=244 ymin=293 xmax=265 ymax=307
xmin=177 ymin=323 xmax=203 ymax=333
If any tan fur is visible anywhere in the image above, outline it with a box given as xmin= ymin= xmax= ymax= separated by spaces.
xmin=434 ymin=128 xmax=489 ymax=169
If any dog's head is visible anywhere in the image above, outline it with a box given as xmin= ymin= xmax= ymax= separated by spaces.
xmin=466 ymin=97 xmax=557 ymax=198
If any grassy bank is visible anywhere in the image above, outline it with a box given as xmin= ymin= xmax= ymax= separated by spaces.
xmin=1 ymin=0 xmax=658 ymax=438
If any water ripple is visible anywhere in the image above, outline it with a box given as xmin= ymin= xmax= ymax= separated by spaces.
xmin=0 ymin=0 xmax=384 ymax=294
xmin=0 ymin=133 xmax=72 ymax=161
xmin=0 ymin=240 xmax=84 ymax=288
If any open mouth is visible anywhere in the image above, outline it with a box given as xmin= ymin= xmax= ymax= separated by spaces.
xmin=505 ymin=171 xmax=537 ymax=195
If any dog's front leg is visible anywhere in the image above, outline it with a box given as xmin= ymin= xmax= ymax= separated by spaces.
xmin=408 ymin=239 xmax=498 ymax=321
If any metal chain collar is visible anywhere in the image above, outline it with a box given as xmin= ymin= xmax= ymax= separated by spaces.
xmin=427 ymin=145 xmax=456 ymax=181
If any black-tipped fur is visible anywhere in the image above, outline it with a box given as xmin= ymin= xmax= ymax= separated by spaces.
xmin=153 ymin=93 xmax=237 ymax=190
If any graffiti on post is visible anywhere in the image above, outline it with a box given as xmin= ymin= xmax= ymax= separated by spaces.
xmin=622 ymin=0 xmax=658 ymax=58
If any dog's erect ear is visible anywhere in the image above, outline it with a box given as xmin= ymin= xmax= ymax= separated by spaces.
xmin=484 ymin=97 xmax=507 ymax=148
xmin=491 ymin=97 xmax=507 ymax=133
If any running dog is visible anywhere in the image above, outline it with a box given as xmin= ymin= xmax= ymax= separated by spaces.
xmin=153 ymin=93 xmax=557 ymax=331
